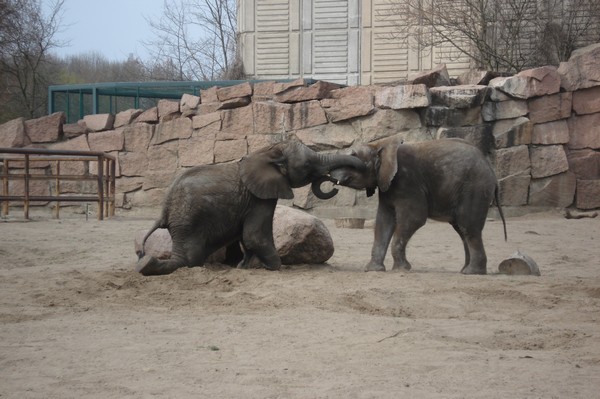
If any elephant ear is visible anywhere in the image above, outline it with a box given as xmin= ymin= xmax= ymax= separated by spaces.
xmin=376 ymin=141 xmax=401 ymax=192
xmin=239 ymin=146 xmax=294 ymax=200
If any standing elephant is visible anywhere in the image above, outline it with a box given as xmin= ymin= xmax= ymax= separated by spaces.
xmin=136 ymin=140 xmax=365 ymax=276
xmin=313 ymin=137 xmax=507 ymax=274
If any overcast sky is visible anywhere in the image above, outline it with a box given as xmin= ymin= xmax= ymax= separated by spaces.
xmin=44 ymin=0 xmax=165 ymax=61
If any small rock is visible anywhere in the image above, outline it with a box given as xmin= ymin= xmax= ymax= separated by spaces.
xmin=406 ymin=64 xmax=451 ymax=87
xmin=498 ymin=250 xmax=541 ymax=276
xmin=334 ymin=218 xmax=365 ymax=229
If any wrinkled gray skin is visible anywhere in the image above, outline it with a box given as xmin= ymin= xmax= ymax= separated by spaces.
xmin=315 ymin=137 xmax=506 ymax=275
xmin=136 ymin=140 xmax=366 ymax=276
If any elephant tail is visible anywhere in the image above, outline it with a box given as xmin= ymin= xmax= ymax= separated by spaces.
xmin=139 ymin=212 xmax=168 ymax=259
xmin=494 ymin=185 xmax=507 ymax=241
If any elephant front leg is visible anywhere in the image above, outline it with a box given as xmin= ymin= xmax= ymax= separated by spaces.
xmin=366 ymin=203 xmax=395 ymax=272
xmin=241 ymin=200 xmax=282 ymax=271
xmin=389 ymin=213 xmax=425 ymax=272
xmin=237 ymin=242 xmax=260 ymax=269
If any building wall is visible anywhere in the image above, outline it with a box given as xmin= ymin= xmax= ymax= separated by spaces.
xmin=238 ymin=0 xmax=473 ymax=85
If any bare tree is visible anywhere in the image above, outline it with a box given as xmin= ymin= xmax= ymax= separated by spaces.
xmin=57 ymin=52 xmax=148 ymax=84
xmin=535 ymin=0 xmax=600 ymax=65
xmin=389 ymin=0 xmax=600 ymax=73
xmin=0 ymin=0 xmax=65 ymax=120
xmin=143 ymin=0 xmax=239 ymax=81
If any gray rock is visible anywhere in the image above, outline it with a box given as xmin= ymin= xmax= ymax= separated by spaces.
xmin=83 ymin=113 xmax=114 ymax=132
xmin=530 ymin=145 xmax=569 ymax=179
xmin=576 ymin=180 xmax=600 ymax=210
xmin=272 ymin=205 xmax=334 ymax=264
xmin=558 ymin=43 xmax=600 ymax=91
xmin=0 ymin=117 xmax=29 ymax=147
xmin=492 ymin=117 xmax=532 ymax=148
xmin=482 ymin=100 xmax=528 ymax=121
xmin=529 ymin=171 xmax=576 ymax=207
xmin=374 ymin=84 xmax=430 ymax=110
xmin=429 ymin=85 xmax=489 ymax=109
xmin=406 ymin=64 xmax=451 ymax=87
xmin=25 ymin=112 xmax=65 ymax=143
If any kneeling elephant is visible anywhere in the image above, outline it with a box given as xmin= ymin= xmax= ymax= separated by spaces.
xmin=137 ymin=140 xmax=366 ymax=276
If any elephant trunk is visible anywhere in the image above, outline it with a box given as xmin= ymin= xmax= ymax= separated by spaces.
xmin=311 ymin=175 xmax=339 ymax=200
xmin=316 ymin=152 xmax=366 ymax=173
xmin=311 ymin=152 xmax=365 ymax=199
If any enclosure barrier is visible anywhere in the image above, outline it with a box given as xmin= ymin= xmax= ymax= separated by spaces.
xmin=0 ymin=147 xmax=116 ymax=220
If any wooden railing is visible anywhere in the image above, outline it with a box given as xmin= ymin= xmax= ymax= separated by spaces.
xmin=0 ymin=147 xmax=116 ymax=220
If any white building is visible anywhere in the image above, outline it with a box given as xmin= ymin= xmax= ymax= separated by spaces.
xmin=238 ymin=0 xmax=472 ymax=85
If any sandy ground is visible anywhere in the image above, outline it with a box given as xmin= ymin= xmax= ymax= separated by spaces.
xmin=1 ymin=207 xmax=599 ymax=398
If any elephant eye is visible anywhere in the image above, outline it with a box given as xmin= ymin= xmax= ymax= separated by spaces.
xmin=350 ymin=149 xmax=357 ymax=156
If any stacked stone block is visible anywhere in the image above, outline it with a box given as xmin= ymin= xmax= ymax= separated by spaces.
xmin=2 ymin=44 xmax=600 ymax=213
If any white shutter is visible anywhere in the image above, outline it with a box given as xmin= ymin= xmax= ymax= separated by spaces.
xmin=310 ymin=0 xmax=359 ymax=84
xmin=254 ymin=0 xmax=291 ymax=77
xmin=369 ymin=0 xmax=409 ymax=83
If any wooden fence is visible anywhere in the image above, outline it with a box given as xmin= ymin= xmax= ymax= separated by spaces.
xmin=0 ymin=147 xmax=116 ymax=220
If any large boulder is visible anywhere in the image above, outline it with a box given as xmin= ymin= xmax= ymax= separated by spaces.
xmin=275 ymin=80 xmax=340 ymax=103
xmin=321 ymin=86 xmax=375 ymax=123
xmin=493 ymin=145 xmax=532 ymax=206
xmin=0 ymin=117 xmax=30 ymax=147
xmin=406 ymin=63 xmax=451 ymax=87
xmin=157 ymin=99 xmax=180 ymax=121
xmin=114 ymin=109 xmax=143 ymax=128
xmin=134 ymin=205 xmax=334 ymax=266
xmin=429 ymin=85 xmax=488 ymax=109
xmin=530 ymin=145 xmax=569 ymax=179
xmin=527 ymin=92 xmax=572 ymax=124
xmin=567 ymin=113 xmax=600 ymax=150
xmin=272 ymin=205 xmax=334 ymax=264
xmin=557 ymin=43 xmax=600 ymax=91
xmin=88 ymin=128 xmax=125 ymax=152
xmin=25 ymin=112 xmax=65 ymax=143
xmin=529 ymin=171 xmax=576 ymax=207
xmin=374 ymin=84 xmax=430 ymax=110
xmin=492 ymin=117 xmax=532 ymax=148
xmin=489 ymin=66 xmax=560 ymax=99
xmin=83 ymin=113 xmax=114 ymax=132
xmin=576 ymin=180 xmax=600 ymax=210
xmin=572 ymin=86 xmax=600 ymax=115
xmin=217 ymin=82 xmax=253 ymax=102
xmin=482 ymin=99 xmax=528 ymax=121
xmin=532 ymin=120 xmax=569 ymax=145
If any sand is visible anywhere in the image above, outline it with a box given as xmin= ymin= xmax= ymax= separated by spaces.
xmin=1 ymin=208 xmax=599 ymax=398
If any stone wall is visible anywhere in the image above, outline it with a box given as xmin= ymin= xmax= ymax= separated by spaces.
xmin=2 ymin=44 xmax=600 ymax=215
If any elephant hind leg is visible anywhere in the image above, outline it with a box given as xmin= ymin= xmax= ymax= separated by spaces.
xmin=136 ymin=255 xmax=184 ymax=276
xmin=451 ymin=222 xmax=470 ymax=269
xmin=459 ymin=234 xmax=487 ymax=275
xmin=136 ymin=238 xmax=209 ymax=276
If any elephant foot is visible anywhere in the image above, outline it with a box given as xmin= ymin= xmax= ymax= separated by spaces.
xmin=236 ymin=257 xmax=281 ymax=271
xmin=364 ymin=261 xmax=386 ymax=272
xmin=391 ymin=262 xmax=412 ymax=272
xmin=460 ymin=264 xmax=487 ymax=275
xmin=136 ymin=255 xmax=179 ymax=276
xmin=263 ymin=263 xmax=281 ymax=271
